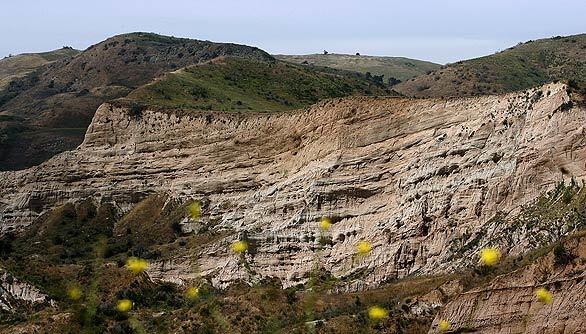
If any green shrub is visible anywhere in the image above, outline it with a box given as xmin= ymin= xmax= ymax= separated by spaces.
xmin=553 ymin=243 xmax=576 ymax=267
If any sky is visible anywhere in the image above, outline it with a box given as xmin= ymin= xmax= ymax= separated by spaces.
xmin=1 ymin=0 xmax=585 ymax=64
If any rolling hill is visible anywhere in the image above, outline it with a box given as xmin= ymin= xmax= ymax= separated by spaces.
xmin=394 ymin=34 xmax=586 ymax=97
xmin=122 ymin=57 xmax=390 ymax=112
xmin=0 ymin=32 xmax=273 ymax=128
xmin=0 ymin=32 xmax=273 ymax=171
xmin=0 ymin=33 xmax=387 ymax=171
xmin=0 ymin=48 xmax=80 ymax=90
xmin=275 ymin=53 xmax=441 ymax=83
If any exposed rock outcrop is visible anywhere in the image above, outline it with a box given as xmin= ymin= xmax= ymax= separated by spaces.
xmin=0 ymin=83 xmax=585 ymax=291
xmin=429 ymin=233 xmax=586 ymax=334
xmin=0 ymin=268 xmax=53 ymax=312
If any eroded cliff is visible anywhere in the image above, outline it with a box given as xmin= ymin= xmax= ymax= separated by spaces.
xmin=1 ymin=83 xmax=584 ymax=294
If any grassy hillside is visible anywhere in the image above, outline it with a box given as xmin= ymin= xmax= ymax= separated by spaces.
xmin=0 ymin=33 xmax=392 ymax=170
xmin=395 ymin=34 xmax=586 ymax=97
xmin=0 ymin=48 xmax=80 ymax=90
xmin=0 ymin=33 xmax=273 ymax=171
xmin=123 ymin=57 xmax=390 ymax=112
xmin=276 ymin=53 xmax=440 ymax=83
xmin=0 ymin=32 xmax=273 ymax=125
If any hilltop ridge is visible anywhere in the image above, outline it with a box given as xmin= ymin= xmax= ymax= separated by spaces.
xmin=0 ymin=47 xmax=80 ymax=90
xmin=395 ymin=34 xmax=586 ymax=97
xmin=0 ymin=33 xmax=384 ymax=171
xmin=276 ymin=53 xmax=440 ymax=83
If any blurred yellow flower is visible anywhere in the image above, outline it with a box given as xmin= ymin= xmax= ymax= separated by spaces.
xmin=116 ymin=299 xmax=133 ymax=312
xmin=67 ymin=287 xmax=82 ymax=301
xmin=126 ymin=257 xmax=149 ymax=275
xmin=439 ymin=319 xmax=451 ymax=332
xmin=185 ymin=286 xmax=199 ymax=300
xmin=368 ymin=305 xmax=388 ymax=320
xmin=319 ymin=217 xmax=332 ymax=231
xmin=357 ymin=240 xmax=372 ymax=256
xmin=479 ymin=247 xmax=501 ymax=266
xmin=231 ymin=240 xmax=248 ymax=253
xmin=188 ymin=201 xmax=201 ymax=220
xmin=535 ymin=287 xmax=553 ymax=305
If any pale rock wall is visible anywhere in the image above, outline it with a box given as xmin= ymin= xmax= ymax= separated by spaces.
xmin=0 ymin=83 xmax=585 ymax=291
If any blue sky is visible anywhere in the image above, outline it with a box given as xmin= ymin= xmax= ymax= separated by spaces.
xmin=1 ymin=0 xmax=584 ymax=64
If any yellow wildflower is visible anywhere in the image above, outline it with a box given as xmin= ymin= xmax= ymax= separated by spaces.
xmin=116 ymin=299 xmax=133 ymax=312
xmin=368 ymin=305 xmax=388 ymax=320
xmin=126 ymin=257 xmax=149 ymax=275
xmin=357 ymin=240 xmax=372 ymax=256
xmin=319 ymin=217 xmax=332 ymax=231
xmin=479 ymin=247 xmax=501 ymax=266
xmin=535 ymin=287 xmax=553 ymax=305
xmin=188 ymin=201 xmax=201 ymax=220
xmin=231 ymin=240 xmax=248 ymax=253
xmin=439 ymin=319 xmax=451 ymax=332
xmin=67 ymin=287 xmax=82 ymax=301
xmin=185 ymin=286 xmax=199 ymax=300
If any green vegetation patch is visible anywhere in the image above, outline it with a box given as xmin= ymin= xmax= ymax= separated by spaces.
xmin=123 ymin=57 xmax=388 ymax=112
xmin=36 ymin=47 xmax=80 ymax=61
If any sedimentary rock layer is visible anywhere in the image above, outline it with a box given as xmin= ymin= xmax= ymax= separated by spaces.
xmin=0 ymin=83 xmax=585 ymax=290
xmin=429 ymin=233 xmax=586 ymax=334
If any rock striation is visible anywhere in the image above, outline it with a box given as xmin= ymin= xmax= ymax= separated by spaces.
xmin=429 ymin=232 xmax=586 ymax=334
xmin=0 ymin=268 xmax=53 ymax=312
xmin=0 ymin=83 xmax=585 ymax=292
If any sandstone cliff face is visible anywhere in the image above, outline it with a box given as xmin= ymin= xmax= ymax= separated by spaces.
xmin=429 ymin=233 xmax=586 ymax=334
xmin=0 ymin=83 xmax=585 ymax=291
